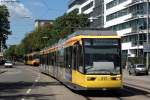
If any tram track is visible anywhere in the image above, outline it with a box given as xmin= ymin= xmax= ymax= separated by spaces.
xmin=81 ymin=83 xmax=150 ymax=100
xmin=76 ymin=90 xmax=124 ymax=100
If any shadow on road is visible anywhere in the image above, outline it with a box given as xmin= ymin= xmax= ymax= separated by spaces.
xmin=73 ymin=86 xmax=150 ymax=98
xmin=0 ymin=94 xmax=57 ymax=100
xmin=0 ymin=81 xmax=62 ymax=100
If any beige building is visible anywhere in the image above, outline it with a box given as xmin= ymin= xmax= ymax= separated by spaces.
xmin=34 ymin=19 xmax=54 ymax=29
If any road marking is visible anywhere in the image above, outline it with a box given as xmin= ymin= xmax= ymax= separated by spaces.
xmin=21 ymin=71 xmax=41 ymax=100
xmin=26 ymin=89 xmax=31 ymax=94
xmin=35 ymin=79 xmax=38 ymax=82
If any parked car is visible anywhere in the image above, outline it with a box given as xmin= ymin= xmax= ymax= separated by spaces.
xmin=4 ymin=60 xmax=13 ymax=68
xmin=128 ymin=64 xmax=149 ymax=75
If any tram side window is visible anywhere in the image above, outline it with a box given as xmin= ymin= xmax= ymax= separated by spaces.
xmin=65 ymin=47 xmax=72 ymax=73
xmin=48 ymin=53 xmax=52 ymax=65
xmin=29 ymin=56 xmax=32 ymax=61
xmin=44 ymin=55 xmax=46 ymax=65
xmin=46 ymin=54 xmax=49 ymax=65
xmin=72 ymin=45 xmax=77 ymax=70
xmin=43 ymin=55 xmax=45 ymax=65
xmin=54 ymin=52 xmax=57 ymax=66
xmin=40 ymin=55 xmax=42 ymax=64
xmin=57 ymin=48 xmax=64 ymax=67
xmin=77 ymin=44 xmax=84 ymax=73
xmin=51 ymin=53 xmax=54 ymax=66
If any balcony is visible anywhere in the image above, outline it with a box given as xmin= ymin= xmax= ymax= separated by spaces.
xmin=126 ymin=0 xmax=146 ymax=8
xmin=125 ymin=10 xmax=147 ymax=22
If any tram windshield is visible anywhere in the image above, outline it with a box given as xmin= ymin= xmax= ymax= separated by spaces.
xmin=84 ymin=39 xmax=121 ymax=75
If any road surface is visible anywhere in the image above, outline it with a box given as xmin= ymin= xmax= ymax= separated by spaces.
xmin=0 ymin=64 xmax=150 ymax=100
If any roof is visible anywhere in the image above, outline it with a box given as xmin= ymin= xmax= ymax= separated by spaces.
xmin=41 ymin=29 xmax=119 ymax=52
xmin=67 ymin=29 xmax=117 ymax=39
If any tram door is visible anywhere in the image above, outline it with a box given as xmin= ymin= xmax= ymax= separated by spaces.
xmin=54 ymin=52 xmax=58 ymax=77
xmin=72 ymin=45 xmax=77 ymax=71
xmin=65 ymin=47 xmax=73 ymax=82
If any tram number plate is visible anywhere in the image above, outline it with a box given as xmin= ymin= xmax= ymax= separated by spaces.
xmin=100 ymin=77 xmax=107 ymax=80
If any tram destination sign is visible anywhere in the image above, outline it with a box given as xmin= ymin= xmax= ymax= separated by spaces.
xmin=143 ymin=42 xmax=150 ymax=52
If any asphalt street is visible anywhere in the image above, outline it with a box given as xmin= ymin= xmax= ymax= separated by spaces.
xmin=0 ymin=64 xmax=150 ymax=100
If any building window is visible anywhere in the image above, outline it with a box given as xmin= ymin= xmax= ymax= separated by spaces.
xmin=106 ymin=8 xmax=129 ymax=21
xmin=81 ymin=1 xmax=93 ymax=12
xmin=106 ymin=0 xmax=128 ymax=9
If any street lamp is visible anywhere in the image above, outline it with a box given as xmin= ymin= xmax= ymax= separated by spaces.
xmin=42 ymin=36 xmax=49 ymax=48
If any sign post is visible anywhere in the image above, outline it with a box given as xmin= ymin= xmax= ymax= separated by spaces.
xmin=143 ymin=42 xmax=150 ymax=69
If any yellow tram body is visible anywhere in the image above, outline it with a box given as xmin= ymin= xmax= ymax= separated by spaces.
xmin=72 ymin=70 xmax=122 ymax=89
xmin=40 ymin=30 xmax=123 ymax=90
xmin=25 ymin=52 xmax=40 ymax=66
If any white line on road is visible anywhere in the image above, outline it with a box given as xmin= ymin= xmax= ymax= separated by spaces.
xmin=35 ymin=79 xmax=38 ymax=82
xmin=26 ymin=89 xmax=32 ymax=94
xmin=21 ymin=72 xmax=41 ymax=100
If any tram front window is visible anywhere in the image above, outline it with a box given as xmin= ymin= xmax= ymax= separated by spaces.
xmin=84 ymin=39 xmax=121 ymax=75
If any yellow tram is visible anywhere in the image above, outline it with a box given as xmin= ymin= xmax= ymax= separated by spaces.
xmin=24 ymin=52 xmax=40 ymax=66
xmin=40 ymin=29 xmax=123 ymax=90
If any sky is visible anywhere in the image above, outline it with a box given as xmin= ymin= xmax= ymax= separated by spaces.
xmin=0 ymin=0 xmax=69 ymax=45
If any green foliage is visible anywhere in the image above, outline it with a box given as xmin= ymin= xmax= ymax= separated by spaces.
xmin=0 ymin=5 xmax=11 ymax=49
xmin=4 ymin=45 xmax=16 ymax=59
xmin=4 ymin=44 xmax=25 ymax=59
xmin=21 ymin=23 xmax=53 ymax=53
xmin=5 ymin=12 xmax=89 ymax=57
xmin=21 ymin=12 xmax=89 ymax=54
xmin=53 ymin=12 xmax=89 ymax=38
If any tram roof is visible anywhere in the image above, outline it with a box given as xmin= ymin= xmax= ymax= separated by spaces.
xmin=40 ymin=29 xmax=118 ymax=53
xmin=67 ymin=29 xmax=117 ymax=39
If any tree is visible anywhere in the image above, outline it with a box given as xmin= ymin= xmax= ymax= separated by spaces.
xmin=10 ymin=12 xmax=89 ymax=55
xmin=4 ymin=45 xmax=16 ymax=59
xmin=20 ymin=22 xmax=54 ymax=53
xmin=53 ymin=12 xmax=90 ymax=39
xmin=0 ymin=5 xmax=11 ymax=50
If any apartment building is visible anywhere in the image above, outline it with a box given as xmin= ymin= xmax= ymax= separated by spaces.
xmin=67 ymin=0 xmax=150 ymax=60
xmin=34 ymin=19 xmax=53 ymax=29
xmin=68 ymin=0 xmax=104 ymax=28
xmin=104 ymin=0 xmax=149 ymax=59
xmin=67 ymin=0 xmax=95 ymax=16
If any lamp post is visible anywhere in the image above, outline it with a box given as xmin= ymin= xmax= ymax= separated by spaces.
xmin=42 ymin=36 xmax=48 ymax=48
xmin=146 ymin=0 xmax=149 ymax=70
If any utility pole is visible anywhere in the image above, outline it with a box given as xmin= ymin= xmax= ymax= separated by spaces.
xmin=146 ymin=0 xmax=149 ymax=70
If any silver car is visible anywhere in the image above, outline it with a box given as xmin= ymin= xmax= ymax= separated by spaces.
xmin=128 ymin=64 xmax=149 ymax=75
xmin=4 ymin=60 xmax=13 ymax=68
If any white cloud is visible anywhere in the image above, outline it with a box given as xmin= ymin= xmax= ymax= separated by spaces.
xmin=0 ymin=0 xmax=32 ymax=19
